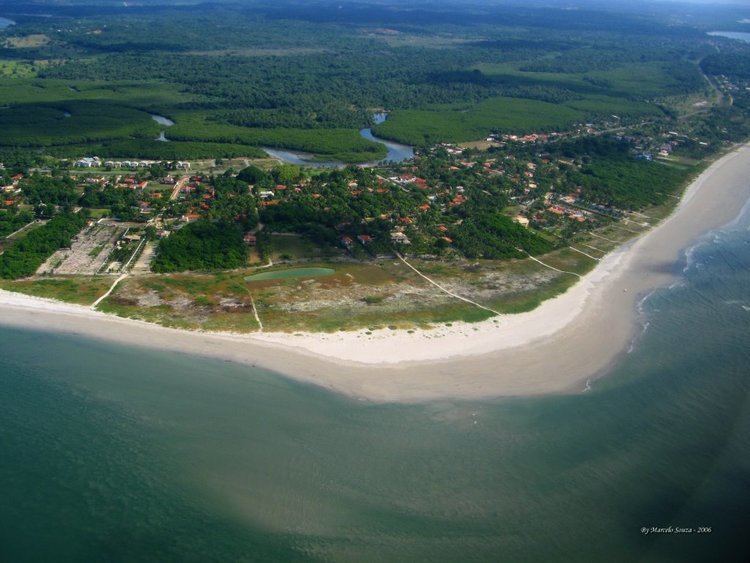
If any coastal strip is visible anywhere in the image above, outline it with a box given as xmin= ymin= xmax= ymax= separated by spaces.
xmin=1 ymin=144 xmax=750 ymax=402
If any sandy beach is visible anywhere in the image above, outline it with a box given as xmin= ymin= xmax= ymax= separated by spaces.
xmin=2 ymin=143 xmax=750 ymax=402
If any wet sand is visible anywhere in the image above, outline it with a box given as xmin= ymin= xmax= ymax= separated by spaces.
xmin=2 ymin=144 xmax=750 ymax=402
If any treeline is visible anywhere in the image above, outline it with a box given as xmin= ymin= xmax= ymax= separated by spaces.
xmin=151 ymin=220 xmax=247 ymax=273
xmin=0 ymin=212 xmax=87 ymax=279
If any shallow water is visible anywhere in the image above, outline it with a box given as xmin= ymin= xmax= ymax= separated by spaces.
xmin=1 ymin=214 xmax=749 ymax=560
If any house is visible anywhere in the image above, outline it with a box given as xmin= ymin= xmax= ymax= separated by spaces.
xmin=357 ymin=234 xmax=373 ymax=245
xmin=243 ymin=233 xmax=257 ymax=246
xmin=340 ymin=235 xmax=354 ymax=249
xmin=74 ymin=157 xmax=100 ymax=168
xmin=450 ymin=194 xmax=467 ymax=206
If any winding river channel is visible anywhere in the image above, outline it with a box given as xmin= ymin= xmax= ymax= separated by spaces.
xmin=264 ymin=112 xmax=414 ymax=167
xmin=148 ymin=111 xmax=412 ymax=165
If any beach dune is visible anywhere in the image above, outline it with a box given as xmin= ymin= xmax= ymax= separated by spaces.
xmin=2 ymin=144 xmax=750 ymax=402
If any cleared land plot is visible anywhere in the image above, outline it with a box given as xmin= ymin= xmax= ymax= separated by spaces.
xmin=131 ymin=241 xmax=156 ymax=274
xmin=38 ymin=223 xmax=124 ymax=275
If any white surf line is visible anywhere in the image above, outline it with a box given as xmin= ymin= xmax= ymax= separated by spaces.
xmin=568 ymin=246 xmax=600 ymax=261
xmin=91 ymin=273 xmax=128 ymax=309
xmin=249 ymin=295 xmax=263 ymax=332
xmin=517 ymin=248 xmax=582 ymax=279
xmin=589 ymin=232 xmax=621 ymax=244
xmin=396 ymin=252 xmax=501 ymax=316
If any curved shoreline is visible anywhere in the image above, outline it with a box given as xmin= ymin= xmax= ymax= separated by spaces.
xmin=1 ymin=143 xmax=750 ymax=402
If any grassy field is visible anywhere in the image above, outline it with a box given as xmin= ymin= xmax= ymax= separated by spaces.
xmin=0 ymin=276 xmax=114 ymax=305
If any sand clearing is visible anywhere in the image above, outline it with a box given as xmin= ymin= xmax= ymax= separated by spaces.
xmin=2 ymin=144 xmax=750 ymax=402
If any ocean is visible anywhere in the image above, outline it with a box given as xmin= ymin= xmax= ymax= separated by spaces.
xmin=1 ymin=211 xmax=749 ymax=561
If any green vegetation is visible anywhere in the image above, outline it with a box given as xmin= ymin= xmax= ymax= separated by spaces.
xmin=152 ymin=220 xmax=247 ymax=273
xmin=0 ymin=101 xmax=158 ymax=146
xmin=0 ymin=0 xmax=747 ymax=335
xmin=452 ymin=213 xmax=552 ymax=259
xmin=0 ymin=209 xmax=33 ymax=238
xmin=554 ymin=138 xmax=692 ymax=208
xmin=373 ymin=97 xmax=582 ymax=145
xmin=20 ymin=175 xmax=79 ymax=206
xmin=245 ymin=267 xmax=335 ymax=282
xmin=0 ymin=276 xmax=113 ymax=305
xmin=0 ymin=212 xmax=87 ymax=279
xmin=0 ymin=2 xmax=716 ymax=162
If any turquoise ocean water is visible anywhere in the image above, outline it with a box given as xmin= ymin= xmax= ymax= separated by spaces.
xmin=1 ymin=209 xmax=749 ymax=561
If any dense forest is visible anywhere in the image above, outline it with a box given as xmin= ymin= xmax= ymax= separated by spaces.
xmin=151 ymin=220 xmax=247 ymax=272
xmin=553 ymin=138 xmax=691 ymax=209
xmin=0 ymin=0 xmax=720 ymax=161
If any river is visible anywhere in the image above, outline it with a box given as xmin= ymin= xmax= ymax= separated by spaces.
xmin=150 ymin=114 xmax=174 ymax=142
xmin=263 ymin=112 xmax=414 ymax=167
